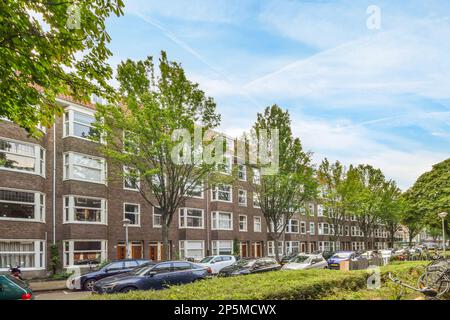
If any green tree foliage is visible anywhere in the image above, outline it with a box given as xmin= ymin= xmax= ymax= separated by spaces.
xmin=378 ymin=180 xmax=404 ymax=247
xmin=403 ymin=158 xmax=450 ymax=238
xmin=94 ymin=52 xmax=222 ymax=260
xmin=251 ymin=105 xmax=317 ymax=261
xmin=0 ymin=0 xmax=124 ymax=136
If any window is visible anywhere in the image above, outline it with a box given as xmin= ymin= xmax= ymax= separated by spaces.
xmin=63 ymin=108 xmax=97 ymax=140
xmin=0 ymin=189 xmax=45 ymax=222
xmin=239 ymin=215 xmax=247 ymax=231
xmin=64 ymin=196 xmax=106 ymax=224
xmin=317 ymin=205 xmax=324 ymax=217
xmin=352 ymin=242 xmax=365 ymax=251
xmin=267 ymin=241 xmax=283 ymax=256
xmin=0 ymin=240 xmax=45 ymax=270
xmin=211 ymin=240 xmax=233 ymax=255
xmin=285 ymin=219 xmax=299 ymax=233
xmin=308 ymin=203 xmax=315 ymax=214
xmin=318 ymin=223 xmax=330 ymax=235
xmin=300 ymin=221 xmax=307 ymax=234
xmin=63 ymin=152 xmax=106 ymax=184
xmin=0 ymin=138 xmax=45 ymax=176
xmin=254 ymin=216 xmax=262 ymax=232
xmin=173 ymin=262 xmax=192 ymax=271
xmin=253 ymin=193 xmax=260 ymax=208
xmin=211 ymin=211 xmax=233 ymax=230
xmin=211 ymin=184 xmax=232 ymax=202
xmin=123 ymin=130 xmax=139 ymax=154
xmin=186 ymin=180 xmax=203 ymax=198
xmin=238 ymin=164 xmax=247 ymax=181
xmin=318 ymin=241 xmax=335 ymax=252
xmin=124 ymin=203 xmax=140 ymax=226
xmin=123 ymin=166 xmax=140 ymax=191
xmin=63 ymin=240 xmax=107 ymax=267
xmin=252 ymin=168 xmax=261 ymax=184
xmin=179 ymin=241 xmax=204 ymax=261
xmin=285 ymin=241 xmax=300 ymax=254
xmin=218 ymin=154 xmax=232 ymax=175
xmin=238 ymin=189 xmax=247 ymax=206
xmin=179 ymin=208 xmax=204 ymax=229
xmin=345 ymin=225 xmax=350 ymax=236
xmin=309 ymin=222 xmax=315 ymax=235
xmin=153 ymin=207 xmax=162 ymax=228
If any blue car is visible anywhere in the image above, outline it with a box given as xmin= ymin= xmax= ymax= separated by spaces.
xmin=93 ymin=261 xmax=211 ymax=294
xmin=71 ymin=259 xmax=150 ymax=291
xmin=327 ymin=251 xmax=359 ymax=270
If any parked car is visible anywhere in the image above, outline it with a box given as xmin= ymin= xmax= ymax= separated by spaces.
xmin=218 ymin=257 xmax=281 ymax=277
xmin=197 ymin=255 xmax=237 ymax=274
xmin=0 ymin=274 xmax=33 ymax=300
xmin=71 ymin=259 xmax=150 ymax=291
xmin=312 ymin=250 xmax=335 ymax=260
xmin=327 ymin=251 xmax=360 ymax=270
xmin=93 ymin=261 xmax=210 ymax=294
xmin=281 ymin=254 xmax=327 ymax=270
xmin=280 ymin=252 xmax=299 ymax=265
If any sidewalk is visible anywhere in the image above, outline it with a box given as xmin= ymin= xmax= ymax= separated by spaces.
xmin=29 ymin=280 xmax=68 ymax=292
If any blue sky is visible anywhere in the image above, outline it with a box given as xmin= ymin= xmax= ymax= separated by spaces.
xmin=104 ymin=0 xmax=450 ymax=190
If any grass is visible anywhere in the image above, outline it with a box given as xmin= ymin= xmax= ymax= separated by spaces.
xmin=91 ymin=261 xmax=428 ymax=300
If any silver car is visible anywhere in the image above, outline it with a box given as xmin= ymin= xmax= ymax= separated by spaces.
xmin=281 ymin=254 xmax=328 ymax=270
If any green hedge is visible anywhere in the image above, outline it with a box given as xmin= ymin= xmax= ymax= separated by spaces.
xmin=91 ymin=261 xmax=426 ymax=300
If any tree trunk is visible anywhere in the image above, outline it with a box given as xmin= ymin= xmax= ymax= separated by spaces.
xmin=162 ymin=222 xmax=170 ymax=260
xmin=273 ymin=237 xmax=280 ymax=262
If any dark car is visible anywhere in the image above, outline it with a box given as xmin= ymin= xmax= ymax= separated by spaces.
xmin=218 ymin=257 xmax=281 ymax=277
xmin=72 ymin=259 xmax=150 ymax=291
xmin=327 ymin=251 xmax=360 ymax=270
xmin=0 ymin=274 xmax=33 ymax=300
xmin=92 ymin=261 xmax=210 ymax=294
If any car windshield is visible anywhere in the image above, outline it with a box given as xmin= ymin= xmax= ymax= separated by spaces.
xmin=129 ymin=263 xmax=155 ymax=275
xmin=291 ymin=256 xmax=310 ymax=263
xmin=332 ymin=252 xmax=352 ymax=259
xmin=199 ymin=256 xmax=215 ymax=263
xmin=235 ymin=259 xmax=256 ymax=267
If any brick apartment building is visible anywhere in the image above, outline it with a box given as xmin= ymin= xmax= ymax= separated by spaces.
xmin=0 ymin=97 xmax=390 ymax=276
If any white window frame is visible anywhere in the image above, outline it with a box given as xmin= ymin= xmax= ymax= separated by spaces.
xmin=179 ymin=240 xmax=204 ymax=261
xmin=0 ymin=240 xmax=46 ymax=271
xmin=153 ymin=207 xmax=162 ymax=228
xmin=238 ymin=189 xmax=247 ymax=207
xmin=252 ymin=168 xmax=261 ymax=184
xmin=286 ymin=219 xmax=300 ymax=234
xmin=267 ymin=241 xmax=283 ymax=256
xmin=254 ymin=216 xmax=262 ymax=232
xmin=218 ymin=154 xmax=232 ymax=175
xmin=253 ymin=192 xmax=260 ymax=208
xmin=123 ymin=166 xmax=140 ymax=191
xmin=300 ymin=221 xmax=307 ymax=234
xmin=239 ymin=214 xmax=247 ymax=232
xmin=123 ymin=202 xmax=140 ymax=227
xmin=186 ymin=180 xmax=204 ymax=199
xmin=0 ymin=188 xmax=45 ymax=222
xmin=63 ymin=195 xmax=107 ymax=225
xmin=309 ymin=222 xmax=315 ymax=235
xmin=211 ymin=211 xmax=233 ymax=231
xmin=63 ymin=152 xmax=106 ymax=184
xmin=238 ymin=164 xmax=247 ymax=181
xmin=211 ymin=240 xmax=233 ymax=255
xmin=63 ymin=105 xmax=100 ymax=142
xmin=63 ymin=240 xmax=107 ymax=267
xmin=179 ymin=208 xmax=204 ymax=229
xmin=0 ymin=137 xmax=46 ymax=177
xmin=317 ymin=204 xmax=324 ymax=217
xmin=211 ymin=184 xmax=232 ymax=203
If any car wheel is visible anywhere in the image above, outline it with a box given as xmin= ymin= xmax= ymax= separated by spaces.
xmin=83 ymin=279 xmax=96 ymax=291
xmin=120 ymin=286 xmax=137 ymax=293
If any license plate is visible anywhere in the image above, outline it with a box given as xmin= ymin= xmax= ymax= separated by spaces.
xmin=330 ymin=264 xmax=339 ymax=267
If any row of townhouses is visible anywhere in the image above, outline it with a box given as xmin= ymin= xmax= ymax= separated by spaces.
xmin=0 ymin=96 xmax=390 ymax=277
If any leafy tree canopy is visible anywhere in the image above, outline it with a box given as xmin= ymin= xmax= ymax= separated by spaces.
xmin=0 ymin=0 xmax=124 ymax=136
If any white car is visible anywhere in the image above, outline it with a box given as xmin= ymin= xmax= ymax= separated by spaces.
xmin=281 ymin=254 xmax=328 ymax=270
xmin=197 ymin=255 xmax=237 ymax=274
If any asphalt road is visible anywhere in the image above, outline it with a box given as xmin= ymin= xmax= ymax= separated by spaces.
xmin=34 ymin=290 xmax=92 ymax=300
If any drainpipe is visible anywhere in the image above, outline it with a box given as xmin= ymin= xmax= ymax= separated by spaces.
xmin=52 ymin=122 xmax=56 ymax=245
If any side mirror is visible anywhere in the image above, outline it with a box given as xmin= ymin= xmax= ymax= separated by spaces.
xmin=147 ymin=271 xmax=157 ymax=277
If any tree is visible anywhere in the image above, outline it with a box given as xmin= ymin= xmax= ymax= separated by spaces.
xmin=346 ymin=164 xmax=385 ymax=250
xmin=317 ymin=159 xmax=349 ymax=249
xmin=401 ymin=190 xmax=425 ymax=246
xmin=404 ymin=158 xmax=449 ymax=237
xmin=94 ymin=52 xmax=222 ymax=260
xmin=0 ymin=0 xmax=124 ymax=136
xmin=378 ymin=180 xmax=403 ymax=247
xmin=250 ymin=105 xmax=317 ymax=262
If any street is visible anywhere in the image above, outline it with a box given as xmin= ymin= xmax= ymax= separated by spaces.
xmin=34 ymin=290 xmax=91 ymax=300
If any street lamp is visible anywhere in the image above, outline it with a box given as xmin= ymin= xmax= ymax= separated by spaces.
xmin=438 ymin=212 xmax=448 ymax=257
xmin=123 ymin=218 xmax=132 ymax=259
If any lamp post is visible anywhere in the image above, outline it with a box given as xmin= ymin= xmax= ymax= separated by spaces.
xmin=438 ymin=212 xmax=448 ymax=257
xmin=123 ymin=218 xmax=132 ymax=259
